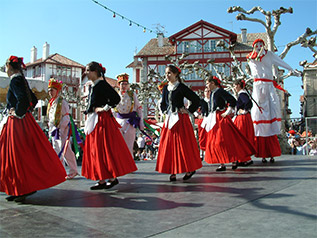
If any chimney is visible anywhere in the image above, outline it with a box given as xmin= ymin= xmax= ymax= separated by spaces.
xmin=42 ymin=42 xmax=50 ymax=60
xmin=30 ymin=46 xmax=37 ymax=63
xmin=241 ymin=28 xmax=247 ymax=43
xmin=157 ymin=33 xmax=164 ymax=47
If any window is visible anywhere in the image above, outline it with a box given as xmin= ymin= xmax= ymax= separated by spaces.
xmin=158 ymin=65 xmax=166 ymax=77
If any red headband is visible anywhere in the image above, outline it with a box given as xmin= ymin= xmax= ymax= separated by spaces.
xmin=99 ymin=63 xmax=106 ymax=74
xmin=213 ymin=76 xmax=221 ymax=85
xmin=8 ymin=55 xmax=26 ymax=69
xmin=175 ymin=66 xmax=181 ymax=73
xmin=241 ymin=79 xmax=246 ymax=88
xmin=252 ymin=39 xmax=265 ymax=47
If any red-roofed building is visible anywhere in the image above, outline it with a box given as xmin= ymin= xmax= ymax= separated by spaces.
xmin=128 ymin=20 xmax=267 ymax=118
xmin=25 ymin=42 xmax=85 ymax=126
xmin=25 ymin=43 xmax=118 ymax=128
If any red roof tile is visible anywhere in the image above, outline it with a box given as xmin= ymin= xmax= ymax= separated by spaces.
xmin=26 ymin=53 xmax=85 ymax=68
xmin=136 ymin=38 xmax=174 ymax=57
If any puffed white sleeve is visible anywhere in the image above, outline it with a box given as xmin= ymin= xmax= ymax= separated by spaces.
xmin=59 ymin=99 xmax=70 ymax=131
xmin=269 ymin=51 xmax=293 ymax=71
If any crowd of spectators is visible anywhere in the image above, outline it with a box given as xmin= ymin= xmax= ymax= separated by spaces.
xmin=287 ymin=129 xmax=317 ymax=156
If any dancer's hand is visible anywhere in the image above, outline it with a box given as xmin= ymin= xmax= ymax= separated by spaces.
xmin=179 ymin=108 xmax=189 ymax=114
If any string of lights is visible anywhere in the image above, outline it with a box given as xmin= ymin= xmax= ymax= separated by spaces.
xmin=92 ymin=0 xmax=153 ymax=33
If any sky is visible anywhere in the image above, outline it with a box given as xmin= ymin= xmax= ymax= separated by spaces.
xmin=1 ymin=0 xmax=316 ymax=118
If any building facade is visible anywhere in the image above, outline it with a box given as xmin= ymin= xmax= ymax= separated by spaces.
xmin=301 ymin=60 xmax=317 ymax=133
xmin=127 ymin=20 xmax=270 ymax=119
xmin=25 ymin=42 xmax=85 ymax=126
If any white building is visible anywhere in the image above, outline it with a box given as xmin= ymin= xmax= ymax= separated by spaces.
xmin=25 ymin=42 xmax=85 ymax=126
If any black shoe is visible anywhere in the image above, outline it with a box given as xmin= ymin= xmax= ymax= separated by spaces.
xmin=239 ymin=160 xmax=254 ymax=167
xmin=183 ymin=171 xmax=196 ymax=180
xmin=216 ymin=165 xmax=226 ymax=172
xmin=270 ymin=158 xmax=275 ymax=163
xmin=14 ymin=191 xmax=37 ymax=202
xmin=262 ymin=158 xmax=267 ymax=163
xmin=90 ymin=182 xmax=108 ymax=190
xmin=169 ymin=174 xmax=176 ymax=182
xmin=104 ymin=178 xmax=119 ymax=189
xmin=245 ymin=160 xmax=254 ymax=166
xmin=6 ymin=195 xmax=18 ymax=202
xmin=232 ymin=162 xmax=238 ymax=170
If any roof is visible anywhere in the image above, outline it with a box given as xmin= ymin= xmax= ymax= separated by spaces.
xmin=105 ymin=77 xmax=118 ymax=88
xmin=126 ymin=60 xmax=143 ymax=68
xmin=82 ymin=75 xmax=118 ymax=88
xmin=132 ymin=33 xmax=266 ymax=60
xmin=25 ymin=53 xmax=85 ymax=68
xmin=136 ymin=38 xmax=174 ymax=57
xmin=0 ymin=71 xmax=49 ymax=102
xmin=236 ymin=32 xmax=268 ymax=50
xmin=306 ymin=59 xmax=317 ymax=67
xmin=169 ymin=20 xmax=237 ymax=44
xmin=130 ymin=20 xmax=268 ymax=66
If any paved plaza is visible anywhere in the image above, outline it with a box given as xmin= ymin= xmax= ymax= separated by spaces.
xmin=0 ymin=155 xmax=316 ymax=238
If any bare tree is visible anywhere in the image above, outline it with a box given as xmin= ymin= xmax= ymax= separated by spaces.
xmin=280 ymin=28 xmax=317 ymax=60
xmin=227 ymin=6 xmax=293 ymax=51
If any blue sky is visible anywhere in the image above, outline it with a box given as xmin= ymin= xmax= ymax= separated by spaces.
xmin=1 ymin=0 xmax=316 ymax=117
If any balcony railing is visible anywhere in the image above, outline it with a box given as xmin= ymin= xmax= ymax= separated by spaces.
xmin=50 ymin=75 xmax=80 ymax=85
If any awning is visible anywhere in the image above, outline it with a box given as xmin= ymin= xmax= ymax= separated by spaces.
xmin=0 ymin=71 xmax=48 ymax=103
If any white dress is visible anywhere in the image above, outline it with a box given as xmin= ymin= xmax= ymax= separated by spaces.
xmin=248 ymin=51 xmax=293 ymax=137
xmin=48 ymin=96 xmax=78 ymax=175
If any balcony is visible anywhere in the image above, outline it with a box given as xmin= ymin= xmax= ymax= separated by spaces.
xmin=50 ymin=75 xmax=80 ymax=85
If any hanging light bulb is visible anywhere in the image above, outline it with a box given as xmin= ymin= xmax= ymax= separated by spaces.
xmin=143 ymin=28 xmax=146 ymax=33
xmin=129 ymin=21 xmax=132 ymax=26
xmin=113 ymin=12 xmax=116 ymax=18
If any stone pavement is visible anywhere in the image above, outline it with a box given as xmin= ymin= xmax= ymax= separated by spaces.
xmin=0 ymin=155 xmax=316 ymax=238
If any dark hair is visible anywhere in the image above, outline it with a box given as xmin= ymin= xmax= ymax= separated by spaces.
xmin=233 ymin=79 xmax=246 ymax=89
xmin=7 ymin=56 xmax=37 ymax=109
xmin=6 ymin=56 xmax=25 ymax=76
xmin=166 ymin=64 xmax=182 ymax=82
xmin=206 ymin=76 xmax=222 ymax=88
xmin=87 ymin=61 xmax=106 ymax=80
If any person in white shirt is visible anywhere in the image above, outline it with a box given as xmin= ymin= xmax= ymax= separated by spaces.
xmin=114 ymin=73 xmax=144 ymax=156
xmin=47 ymin=78 xmax=79 ymax=180
xmin=247 ymin=39 xmax=295 ymax=163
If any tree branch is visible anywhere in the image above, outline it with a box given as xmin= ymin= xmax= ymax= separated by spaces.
xmin=279 ymin=28 xmax=317 ymax=59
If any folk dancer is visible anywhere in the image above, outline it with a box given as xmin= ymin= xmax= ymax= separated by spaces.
xmin=0 ymin=56 xmax=66 ymax=202
xmin=82 ymin=62 xmax=137 ymax=190
xmin=247 ymin=39 xmax=295 ymax=163
xmin=197 ymin=87 xmax=210 ymax=160
xmin=114 ymin=73 xmax=144 ymax=156
xmin=47 ymin=78 xmax=79 ymax=180
xmin=156 ymin=65 xmax=202 ymax=181
xmin=233 ymin=79 xmax=256 ymax=167
xmin=203 ymin=76 xmax=256 ymax=171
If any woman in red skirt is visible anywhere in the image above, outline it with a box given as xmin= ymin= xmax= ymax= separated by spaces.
xmin=233 ymin=79 xmax=256 ymax=167
xmin=204 ymin=76 xmax=256 ymax=171
xmin=156 ymin=65 xmax=202 ymax=181
xmin=0 ymin=56 xmax=66 ymax=202
xmin=82 ymin=61 xmax=137 ymax=190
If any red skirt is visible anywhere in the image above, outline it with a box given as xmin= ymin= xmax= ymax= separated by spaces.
xmin=81 ymin=111 xmax=137 ymax=181
xmin=254 ymin=135 xmax=281 ymax=158
xmin=197 ymin=118 xmax=207 ymax=151
xmin=205 ymin=111 xmax=256 ymax=164
xmin=156 ymin=113 xmax=202 ymax=174
xmin=0 ymin=113 xmax=66 ymax=196
xmin=234 ymin=113 xmax=256 ymax=162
